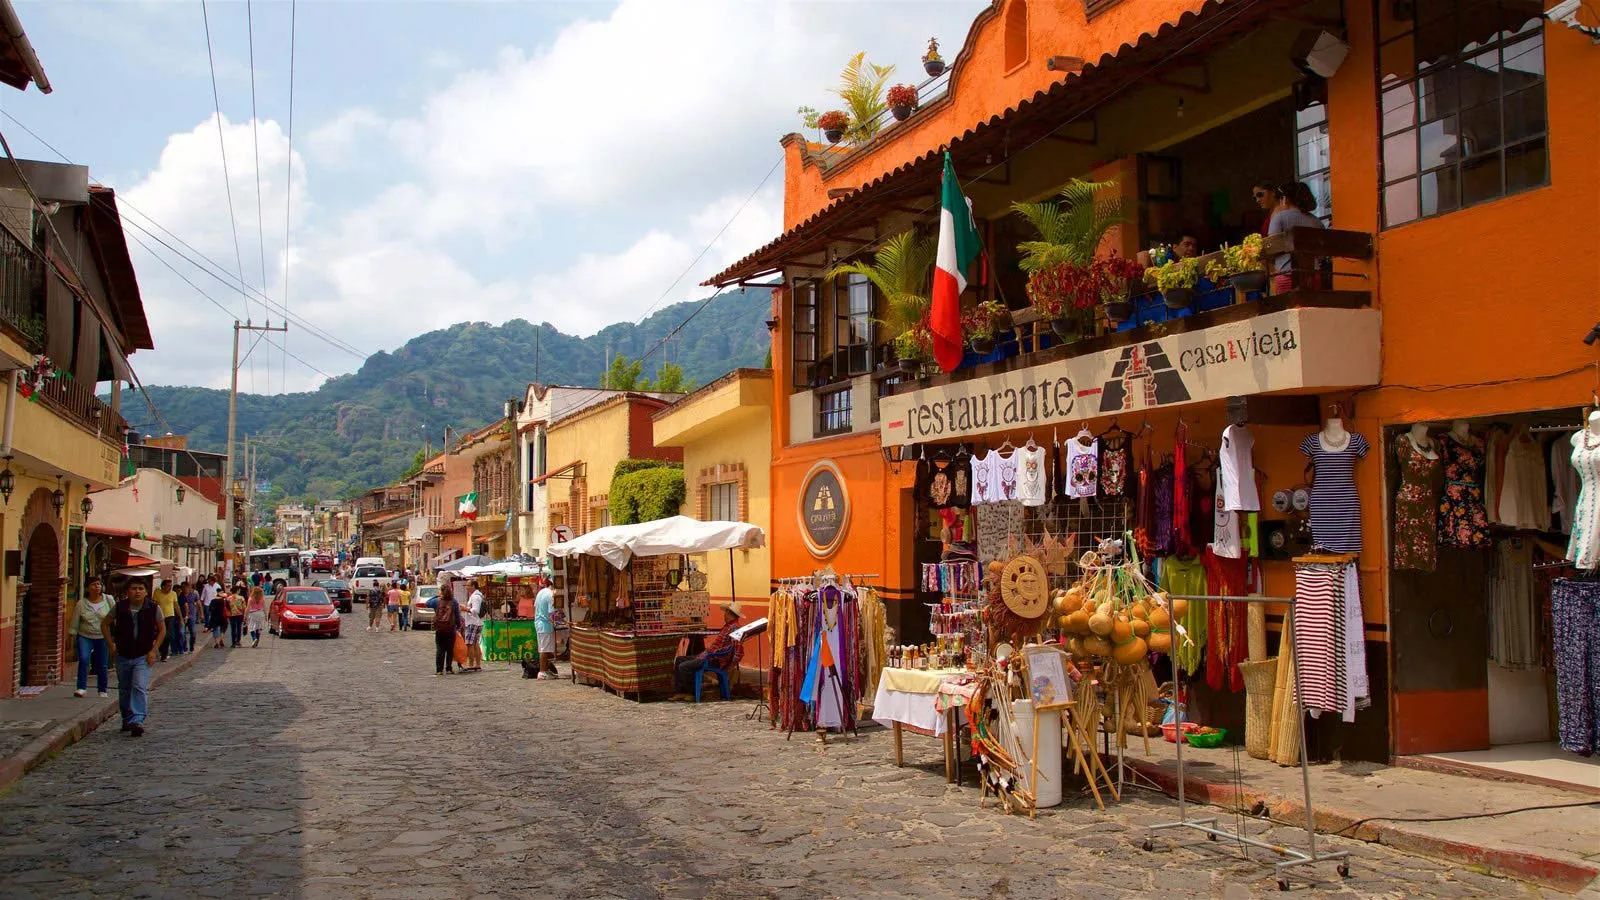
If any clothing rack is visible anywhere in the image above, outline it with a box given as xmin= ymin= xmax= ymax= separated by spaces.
xmin=1527 ymin=424 xmax=1580 ymax=433
xmin=775 ymin=572 xmax=881 ymax=589
xmin=1141 ymin=592 xmax=1353 ymax=892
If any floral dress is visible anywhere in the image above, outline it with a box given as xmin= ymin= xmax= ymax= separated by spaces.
xmin=1392 ymin=435 xmax=1441 ymax=571
xmin=1438 ymin=434 xmax=1493 ymax=550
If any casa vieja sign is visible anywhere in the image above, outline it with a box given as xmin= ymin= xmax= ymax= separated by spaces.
xmin=798 ymin=460 xmax=849 ymax=558
xmin=880 ymin=308 xmax=1380 ymax=443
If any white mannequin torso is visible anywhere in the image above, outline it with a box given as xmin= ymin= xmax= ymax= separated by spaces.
xmin=1572 ymin=410 xmax=1600 ymax=450
xmin=1406 ymin=423 xmax=1438 ymax=459
xmin=1450 ymin=419 xmax=1477 ymax=446
xmin=1321 ymin=417 xmax=1350 ymax=452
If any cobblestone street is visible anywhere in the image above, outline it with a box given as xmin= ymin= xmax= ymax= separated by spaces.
xmin=0 ymin=627 xmax=1564 ymax=899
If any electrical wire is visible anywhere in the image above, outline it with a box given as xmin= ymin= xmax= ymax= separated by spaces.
xmin=244 ymin=0 xmax=272 ymax=390
xmin=199 ymin=1 xmax=251 ymax=323
xmin=280 ymin=0 xmax=298 ymax=398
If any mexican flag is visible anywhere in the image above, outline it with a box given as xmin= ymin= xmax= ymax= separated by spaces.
xmin=930 ymin=152 xmax=981 ymax=373
xmin=457 ymin=492 xmax=478 ymax=521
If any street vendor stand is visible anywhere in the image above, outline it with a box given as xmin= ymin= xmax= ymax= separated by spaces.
xmin=872 ymin=667 xmax=971 ymax=783
xmin=458 ymin=557 xmax=557 ymax=661
xmin=547 ymin=516 xmax=765 ymax=701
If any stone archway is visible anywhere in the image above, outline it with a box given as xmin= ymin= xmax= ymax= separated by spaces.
xmin=18 ymin=487 xmax=65 ymax=688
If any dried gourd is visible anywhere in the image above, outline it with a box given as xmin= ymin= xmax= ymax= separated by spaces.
xmin=1169 ymin=596 xmax=1189 ymax=617
xmin=1111 ymin=636 xmax=1148 ymax=665
xmin=1147 ymin=631 xmax=1172 ymax=654
xmin=1131 ymin=618 xmax=1151 ymax=638
xmin=1149 ymin=607 xmax=1171 ymax=629
xmin=1082 ymin=635 xmax=1112 ymax=656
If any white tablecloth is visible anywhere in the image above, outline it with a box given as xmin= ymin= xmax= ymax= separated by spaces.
xmin=872 ymin=682 xmax=965 ymax=736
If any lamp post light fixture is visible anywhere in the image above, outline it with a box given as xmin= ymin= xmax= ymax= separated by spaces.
xmin=176 ymin=484 xmax=186 ymax=504
xmin=0 ymin=456 xmax=13 ymax=504
xmin=80 ymin=494 xmax=93 ymax=517
xmin=51 ymin=476 xmax=66 ymax=516
xmin=881 ymin=443 xmax=910 ymax=473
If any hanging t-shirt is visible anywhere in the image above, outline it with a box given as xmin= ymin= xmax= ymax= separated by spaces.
xmin=1065 ymin=437 xmax=1099 ymax=499
xmin=1014 ymin=444 xmax=1049 ymax=506
xmin=1099 ymin=434 xmax=1131 ymax=498
xmin=1212 ymin=470 xmax=1242 ymax=558
xmin=970 ymin=450 xmax=999 ymax=505
xmin=1299 ymin=431 xmax=1371 ymax=554
xmin=950 ymin=448 xmax=973 ymax=509
xmin=1220 ymin=424 xmax=1260 ymax=511
xmin=926 ymin=456 xmax=956 ymax=509
xmin=994 ymin=449 xmax=1020 ymax=502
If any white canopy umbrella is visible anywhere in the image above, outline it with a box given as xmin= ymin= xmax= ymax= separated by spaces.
xmin=459 ymin=559 xmax=549 ymax=579
xmin=546 ymin=516 xmax=765 ymax=570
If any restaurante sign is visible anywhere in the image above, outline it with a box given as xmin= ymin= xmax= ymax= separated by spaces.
xmin=880 ymin=308 xmax=1379 ymax=443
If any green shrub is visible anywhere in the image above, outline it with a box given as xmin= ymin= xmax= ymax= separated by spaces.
xmin=609 ymin=468 xmax=686 ymax=525
xmin=613 ymin=458 xmax=683 ymax=479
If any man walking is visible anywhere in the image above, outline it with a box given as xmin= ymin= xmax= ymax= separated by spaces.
xmin=180 ymin=580 xmax=200 ymax=653
xmin=534 ymin=577 xmax=558 ymax=679
xmin=102 ymin=579 xmax=163 ymax=737
xmin=367 ymin=582 xmax=386 ymax=632
xmin=385 ymin=582 xmax=403 ymax=632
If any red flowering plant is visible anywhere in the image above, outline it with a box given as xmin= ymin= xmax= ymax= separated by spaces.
xmin=893 ymin=322 xmax=934 ymax=365
xmin=816 ymin=110 xmax=850 ymax=132
xmin=961 ymin=300 xmax=1009 ymax=340
xmin=1025 ymin=254 xmax=1142 ymax=320
xmin=887 ymin=84 xmax=919 ymax=109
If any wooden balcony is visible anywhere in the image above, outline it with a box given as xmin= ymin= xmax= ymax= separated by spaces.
xmin=37 ymin=371 xmax=129 ymax=447
xmin=0 ymin=222 xmax=45 ymax=354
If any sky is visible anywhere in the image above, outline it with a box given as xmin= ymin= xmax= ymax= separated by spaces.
xmin=0 ymin=0 xmax=985 ymax=395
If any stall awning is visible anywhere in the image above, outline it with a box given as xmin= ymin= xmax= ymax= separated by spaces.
xmin=547 ymin=515 xmax=766 ymax=570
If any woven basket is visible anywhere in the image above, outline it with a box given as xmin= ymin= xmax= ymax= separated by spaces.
xmin=1238 ymin=657 xmax=1278 ymax=760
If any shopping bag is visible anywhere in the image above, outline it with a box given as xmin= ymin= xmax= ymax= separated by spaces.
xmin=453 ymin=631 xmax=470 ymax=667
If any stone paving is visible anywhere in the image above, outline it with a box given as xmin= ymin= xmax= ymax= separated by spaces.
xmin=0 ymin=626 xmax=1571 ymax=899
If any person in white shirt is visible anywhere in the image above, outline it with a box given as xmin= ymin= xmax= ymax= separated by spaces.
xmin=461 ymin=580 xmax=486 ymax=672
xmin=68 ymin=576 xmax=113 ymax=697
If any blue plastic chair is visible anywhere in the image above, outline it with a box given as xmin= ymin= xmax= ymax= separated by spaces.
xmin=693 ymin=644 xmax=737 ymax=703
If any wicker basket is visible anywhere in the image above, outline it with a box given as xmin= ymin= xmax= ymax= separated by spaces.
xmin=1239 ymin=657 xmax=1279 ymax=760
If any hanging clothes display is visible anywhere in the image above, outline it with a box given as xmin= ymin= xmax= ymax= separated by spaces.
xmin=995 ymin=448 xmax=1020 ymax=502
xmin=1484 ymin=426 xmax=1510 ymax=525
xmin=1391 ymin=433 xmax=1442 ymax=572
xmin=858 ymin=588 xmax=888 ymax=699
xmin=1151 ymin=458 xmax=1176 ymax=556
xmin=1202 ymin=549 xmax=1252 ymax=692
xmin=950 ymin=447 xmax=973 ymax=509
xmin=1291 ymin=559 xmax=1370 ymax=722
xmin=1014 ymin=442 xmax=1050 ymax=507
xmin=1438 ymin=433 xmax=1494 ymax=550
xmin=1489 ymin=538 xmax=1538 ymax=670
xmin=1189 ymin=450 xmax=1216 ymax=550
xmin=1099 ymin=427 xmax=1131 ymax=498
xmin=1220 ymin=424 xmax=1260 ymax=511
xmin=926 ymin=454 xmax=956 ymax=509
xmin=1134 ymin=442 xmax=1157 ymax=557
xmin=975 ymin=503 xmax=1026 ymax=567
xmin=777 ymin=578 xmax=864 ymax=734
xmin=1551 ymin=579 xmax=1599 ymax=756
xmin=1160 ymin=555 xmax=1207 ymax=675
xmin=1568 ymin=431 xmax=1600 ymax=570
xmin=1551 ymin=436 xmax=1580 ymax=535
xmin=1065 ymin=434 xmax=1099 ymax=499
xmin=1172 ymin=424 xmax=1194 ymax=557
xmin=1212 ymin=469 xmax=1242 ymax=559
xmin=1498 ymin=428 xmax=1551 ymax=531
xmin=971 ymin=449 xmax=1000 ymax=505
xmin=1300 ymin=431 xmax=1371 ymax=554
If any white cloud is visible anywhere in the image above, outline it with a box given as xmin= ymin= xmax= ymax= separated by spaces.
xmin=119 ymin=0 xmax=985 ymax=394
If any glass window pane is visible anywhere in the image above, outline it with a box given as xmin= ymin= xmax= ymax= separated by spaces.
xmin=1304 ymin=173 xmax=1333 ymax=225
xmin=1384 ymin=130 xmax=1420 ymax=179
xmin=1297 ymin=125 xmax=1330 ymax=177
xmin=1295 ymin=102 xmax=1326 ymax=128
xmin=1416 ymin=69 xmax=1458 ymax=121
xmin=1380 ymin=40 xmax=1416 ymax=83
xmin=1501 ymin=33 xmax=1545 ymax=79
xmin=1502 ymin=85 xmax=1546 ymax=144
xmin=1456 ymin=99 xmax=1501 ymax=157
xmin=1420 ymin=168 xmax=1461 ymax=217
xmin=1419 ymin=116 xmax=1460 ymax=170
xmin=1382 ymin=84 xmax=1417 ymax=134
xmin=1385 ymin=178 xmax=1420 ymax=227
xmin=1459 ymin=150 xmax=1504 ymax=205
xmin=1501 ymin=2 xmax=1544 ymax=38
xmin=1504 ymin=136 xmax=1548 ymax=193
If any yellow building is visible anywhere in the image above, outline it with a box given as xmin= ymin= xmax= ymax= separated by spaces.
xmin=652 ymin=369 xmax=773 ymax=631
xmin=542 ymin=392 xmax=681 ymax=537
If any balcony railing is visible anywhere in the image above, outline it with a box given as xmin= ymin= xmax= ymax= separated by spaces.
xmin=0 ymin=222 xmax=45 ymax=353
xmin=38 ymin=371 xmax=129 ymax=443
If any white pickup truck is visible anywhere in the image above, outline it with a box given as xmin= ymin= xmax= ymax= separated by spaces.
xmin=349 ymin=563 xmax=393 ymax=604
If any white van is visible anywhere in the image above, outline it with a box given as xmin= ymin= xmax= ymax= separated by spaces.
xmin=354 ymin=556 xmax=387 ymax=569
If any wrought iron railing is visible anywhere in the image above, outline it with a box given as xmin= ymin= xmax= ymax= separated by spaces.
xmin=0 ymin=221 xmax=45 ymax=352
xmin=37 ymin=370 xmax=130 ymax=443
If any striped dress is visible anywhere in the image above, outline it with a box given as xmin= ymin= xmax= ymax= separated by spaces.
xmin=1300 ymin=432 xmax=1370 ymax=554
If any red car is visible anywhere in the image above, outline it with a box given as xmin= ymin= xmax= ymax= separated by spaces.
xmin=311 ymin=554 xmax=335 ymax=573
xmin=269 ymin=586 xmax=342 ymax=638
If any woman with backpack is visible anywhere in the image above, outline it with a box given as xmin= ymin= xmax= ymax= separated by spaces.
xmin=433 ymin=588 xmax=462 ymax=676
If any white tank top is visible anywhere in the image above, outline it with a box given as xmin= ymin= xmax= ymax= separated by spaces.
xmin=1014 ymin=445 xmax=1049 ymax=506
xmin=1220 ymin=424 xmax=1260 ymax=511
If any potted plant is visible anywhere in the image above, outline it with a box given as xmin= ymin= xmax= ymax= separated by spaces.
xmin=922 ymin=37 xmax=945 ymax=77
xmin=831 ymin=52 xmax=895 ymax=142
xmin=1146 ymin=257 xmax=1200 ymax=309
xmin=1203 ymin=233 xmax=1266 ymax=293
xmin=963 ymin=300 xmax=1009 ymax=353
xmin=887 ymin=84 xmax=919 ymax=121
xmin=825 ymin=228 xmax=936 ymax=365
xmin=1097 ymin=255 xmax=1144 ymax=323
xmin=1011 ymin=177 xmax=1127 ymax=339
xmin=816 ymin=110 xmax=851 ymax=144
xmin=894 ymin=325 xmax=933 ymax=374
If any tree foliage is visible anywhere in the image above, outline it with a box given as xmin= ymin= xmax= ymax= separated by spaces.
xmin=252 ymin=526 xmax=275 ymax=549
xmin=613 ymin=458 xmax=682 ymax=479
xmin=826 ymin=229 xmax=936 ymax=341
xmin=399 ymin=447 xmax=428 ymax=480
xmin=603 ymin=355 xmax=643 ymax=391
xmin=1011 ymin=179 xmax=1126 ymax=272
xmin=608 ymin=467 xmax=686 ymax=525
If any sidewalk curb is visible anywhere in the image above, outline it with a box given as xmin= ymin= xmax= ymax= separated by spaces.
xmin=1123 ymin=756 xmax=1600 ymax=894
xmin=0 ymin=643 xmax=211 ymax=794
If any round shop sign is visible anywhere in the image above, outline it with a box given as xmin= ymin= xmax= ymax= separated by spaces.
xmin=798 ymin=459 xmax=850 ymax=558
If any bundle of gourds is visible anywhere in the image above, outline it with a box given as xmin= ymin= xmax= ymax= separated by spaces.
xmin=1052 ymin=550 xmax=1187 ymax=665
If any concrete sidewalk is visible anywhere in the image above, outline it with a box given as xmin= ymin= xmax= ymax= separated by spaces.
xmin=0 ymin=641 xmax=211 ymax=792
xmin=1120 ymin=736 xmax=1600 ymax=893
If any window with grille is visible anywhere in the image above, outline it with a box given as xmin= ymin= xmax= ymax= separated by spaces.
xmin=1294 ymin=79 xmax=1334 ymax=225
xmin=708 ymin=481 xmax=739 ymax=522
xmin=792 ymin=279 xmax=818 ymax=387
xmin=1376 ymin=1 xmax=1548 ymax=228
xmin=816 ymin=386 xmax=853 ymax=437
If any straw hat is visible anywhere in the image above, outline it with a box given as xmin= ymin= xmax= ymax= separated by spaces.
xmin=999 ymin=555 xmax=1049 ymax=619
xmin=720 ymin=600 xmax=743 ymax=620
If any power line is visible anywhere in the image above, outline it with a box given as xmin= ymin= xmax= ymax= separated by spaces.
xmin=200 ymin=0 xmax=255 ymax=395
xmin=245 ymin=0 xmax=272 ymax=389
xmin=281 ymin=0 xmax=299 ymax=399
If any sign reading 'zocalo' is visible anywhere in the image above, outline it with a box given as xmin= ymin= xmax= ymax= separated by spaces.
xmin=798 ymin=460 xmax=849 ymax=558
xmin=880 ymin=307 xmax=1379 ymax=443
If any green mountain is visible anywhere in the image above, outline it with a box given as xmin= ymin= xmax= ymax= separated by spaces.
xmin=128 ymin=289 xmax=772 ymax=504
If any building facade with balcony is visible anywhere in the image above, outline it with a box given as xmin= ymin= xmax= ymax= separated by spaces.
xmin=710 ymin=0 xmax=1599 ymax=772
xmin=86 ymin=469 xmax=223 ymax=580
xmin=274 ymin=503 xmax=311 ymax=549
xmin=542 ymin=392 xmax=684 ymax=539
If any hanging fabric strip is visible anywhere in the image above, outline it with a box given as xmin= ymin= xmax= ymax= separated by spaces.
xmin=1291 ymin=562 xmax=1345 ymax=718
xmin=1551 ymin=579 xmax=1600 ymax=756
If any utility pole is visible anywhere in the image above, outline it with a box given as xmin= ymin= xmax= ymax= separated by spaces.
xmin=225 ymin=320 xmax=287 ymax=567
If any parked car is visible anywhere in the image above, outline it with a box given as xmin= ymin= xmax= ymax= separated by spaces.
xmin=349 ymin=564 xmax=392 ymax=604
xmin=311 ymin=554 xmax=335 ymax=573
xmin=410 ymin=584 xmax=439 ymax=629
xmin=314 ymin=579 xmax=354 ymax=613
xmin=269 ymin=586 xmax=341 ymax=638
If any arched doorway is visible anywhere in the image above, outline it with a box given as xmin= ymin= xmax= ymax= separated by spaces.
xmin=18 ymin=488 xmax=65 ymax=689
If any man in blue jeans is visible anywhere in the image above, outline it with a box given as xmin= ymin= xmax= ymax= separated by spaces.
xmin=101 ymin=580 xmax=164 ymax=738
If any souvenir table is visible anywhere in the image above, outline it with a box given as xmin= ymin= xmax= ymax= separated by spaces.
xmin=872 ymin=667 xmax=970 ymax=783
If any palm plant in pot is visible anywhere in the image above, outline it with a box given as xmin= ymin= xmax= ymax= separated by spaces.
xmin=824 ymin=229 xmax=936 ymax=372
xmin=1011 ymin=178 xmax=1126 ymax=340
xmin=1203 ymin=233 xmax=1266 ymax=293
xmin=963 ymin=300 xmax=1009 ymax=354
xmin=1146 ymin=256 xmax=1200 ymax=309
xmin=887 ymin=83 xmax=919 ymax=122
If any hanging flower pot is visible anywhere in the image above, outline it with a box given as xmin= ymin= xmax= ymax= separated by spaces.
xmin=1050 ymin=318 xmax=1079 ymax=339
xmin=923 ymin=37 xmax=945 ymax=77
xmin=898 ymin=357 xmax=921 ymax=375
xmin=816 ymin=110 xmax=850 ymax=146
xmin=824 ymin=129 xmax=845 ymax=144
xmin=891 ymin=105 xmax=912 ymax=122
xmin=1104 ymin=299 xmax=1134 ymax=323
xmin=1231 ymin=271 xmax=1268 ymax=293
xmin=887 ymin=84 xmax=919 ymax=124
xmin=1163 ymin=287 xmax=1196 ymax=310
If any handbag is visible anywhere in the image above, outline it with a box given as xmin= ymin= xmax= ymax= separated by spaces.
xmin=452 ymin=630 xmax=470 ymax=667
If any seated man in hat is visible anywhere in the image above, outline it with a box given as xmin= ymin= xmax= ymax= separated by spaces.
xmin=672 ymin=601 xmax=745 ymax=700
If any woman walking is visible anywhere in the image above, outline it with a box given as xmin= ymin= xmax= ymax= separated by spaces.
xmin=246 ymin=586 xmax=267 ymax=647
xmin=433 ymin=588 xmax=462 ymax=676
xmin=68 ymin=575 xmax=113 ymax=698
xmin=207 ymin=585 xmax=228 ymax=648
xmin=227 ymin=583 xmax=247 ymax=648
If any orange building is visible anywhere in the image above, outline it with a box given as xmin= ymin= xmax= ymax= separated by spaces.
xmin=711 ymin=0 xmax=1600 ymax=774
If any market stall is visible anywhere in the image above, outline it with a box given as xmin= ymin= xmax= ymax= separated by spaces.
xmin=548 ymin=516 xmax=766 ymax=700
xmin=449 ymin=556 xmax=558 ymax=661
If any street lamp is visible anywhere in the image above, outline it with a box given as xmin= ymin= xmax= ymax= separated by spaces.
xmin=0 ymin=456 xmax=13 ymax=504
xmin=176 ymin=484 xmax=186 ymax=504
xmin=50 ymin=476 xmax=65 ymax=516
xmin=80 ymin=494 xmax=93 ymax=517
